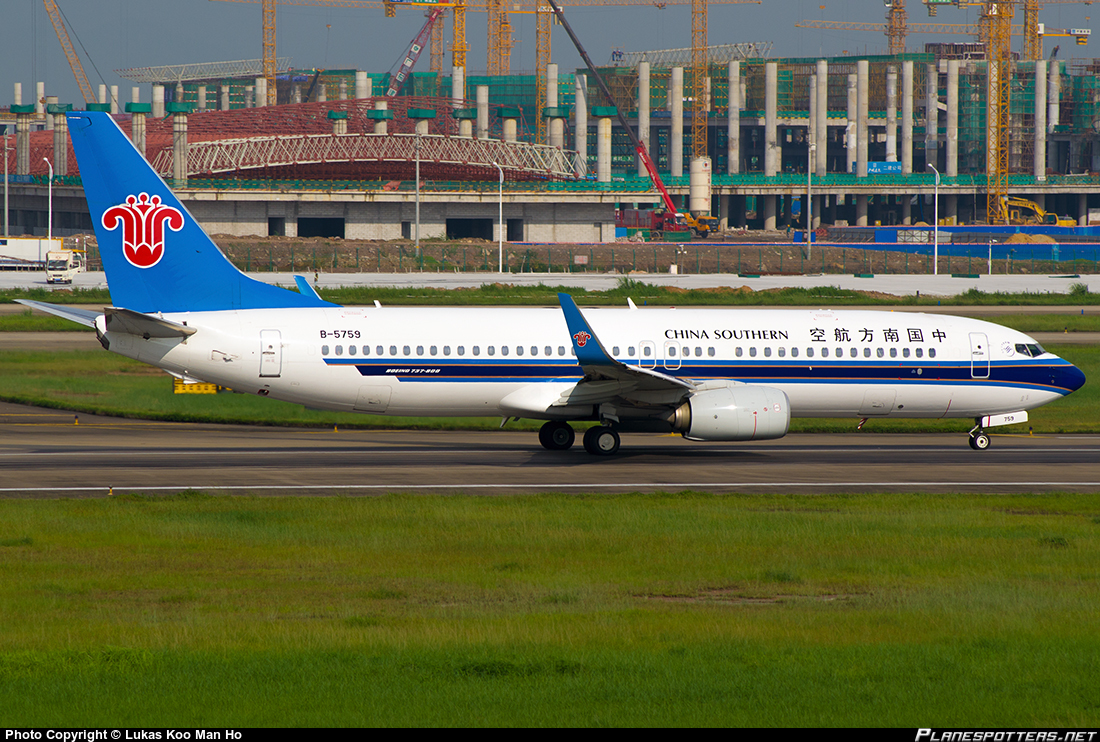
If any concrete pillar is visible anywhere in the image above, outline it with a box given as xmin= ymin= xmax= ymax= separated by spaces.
xmin=816 ymin=60 xmax=827 ymax=178
xmin=132 ymin=87 xmax=140 ymax=105
xmin=846 ymin=73 xmax=857 ymax=174
xmin=501 ymin=116 xmax=517 ymax=142
xmin=857 ymin=60 xmax=869 ymax=178
xmin=15 ymin=110 xmax=30 ymax=175
xmin=856 ymin=194 xmax=868 ymax=226
xmin=902 ymin=195 xmax=911 ymax=225
xmin=1048 ymin=60 xmax=1061 ymax=171
xmin=946 ymin=60 xmax=959 ymax=178
xmin=172 ymin=112 xmax=188 ymax=186
xmin=812 ymin=195 xmax=823 ymax=229
xmin=639 ymin=62 xmax=651 ymax=177
xmin=317 ymin=80 xmax=326 ymax=103
xmin=452 ymin=66 xmax=464 ymax=106
xmin=110 ymin=85 xmax=119 ymax=114
xmin=254 ymin=78 xmax=267 ymax=107
xmin=339 ymin=79 xmax=347 ymax=100
xmin=1035 ymin=60 xmax=1047 ymax=180
xmin=244 ymin=86 xmax=255 ymax=108
xmin=36 ymin=82 xmax=45 ymax=116
xmin=374 ymin=100 xmax=388 ymax=135
xmin=597 ymin=115 xmax=612 ymax=183
xmin=574 ymin=75 xmax=588 ymax=177
xmin=197 ymin=85 xmax=207 ymax=110
xmin=476 ymin=85 xmax=489 ymax=139
xmin=809 ymin=74 xmax=817 ymax=161
xmin=290 ymin=84 xmax=301 ymax=105
xmin=925 ymin=63 xmax=938 ymax=171
xmin=763 ymin=195 xmax=777 ymax=231
xmin=689 ymin=157 xmax=711 ymax=215
xmin=13 ymin=82 xmax=21 ymax=105
xmin=153 ymin=85 xmax=165 ymax=118
xmin=332 ymin=116 xmax=348 ymax=135
xmin=765 ymin=62 xmax=778 ymax=177
xmin=44 ymin=96 xmax=57 ymax=131
xmin=99 ymin=84 xmax=107 ymax=106
xmin=51 ymin=108 xmax=67 ymax=177
xmin=175 ymin=82 xmax=184 ymax=104
xmin=728 ymin=61 xmax=740 ymax=175
xmin=1079 ymin=193 xmax=1088 ymax=226
xmin=415 ymin=118 xmax=429 ymax=136
xmin=886 ymin=66 xmax=897 ymax=162
xmin=356 ymin=71 xmax=371 ymax=99
xmin=131 ymin=110 xmax=146 ymax=156
xmin=220 ymin=85 xmax=230 ymax=111
xmin=719 ymin=193 xmax=730 ymax=229
xmin=902 ymin=61 xmax=914 ymax=174
xmin=671 ymin=66 xmax=684 ymax=177
xmin=547 ymin=63 xmax=564 ymax=148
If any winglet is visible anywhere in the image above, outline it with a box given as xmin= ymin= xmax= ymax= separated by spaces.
xmin=294 ymin=276 xmax=322 ymax=301
xmin=558 ymin=293 xmax=616 ymax=366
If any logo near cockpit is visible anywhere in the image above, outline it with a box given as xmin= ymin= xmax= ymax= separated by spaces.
xmin=101 ymin=193 xmax=184 ymax=269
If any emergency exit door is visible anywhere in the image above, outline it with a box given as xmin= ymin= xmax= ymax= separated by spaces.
xmin=969 ymin=332 xmax=990 ymax=379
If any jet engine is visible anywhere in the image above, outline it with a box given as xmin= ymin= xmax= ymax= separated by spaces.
xmin=669 ymin=385 xmax=791 ymax=441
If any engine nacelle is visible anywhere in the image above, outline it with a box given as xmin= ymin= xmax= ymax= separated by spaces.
xmin=670 ymin=386 xmax=791 ymax=441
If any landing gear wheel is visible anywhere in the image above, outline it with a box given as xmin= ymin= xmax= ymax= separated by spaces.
xmin=538 ymin=421 xmax=575 ymax=451
xmin=583 ymin=426 xmax=620 ymax=456
xmin=969 ymin=432 xmax=991 ymax=451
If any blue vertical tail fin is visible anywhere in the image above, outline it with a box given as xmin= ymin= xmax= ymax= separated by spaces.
xmin=68 ymin=111 xmax=335 ymax=313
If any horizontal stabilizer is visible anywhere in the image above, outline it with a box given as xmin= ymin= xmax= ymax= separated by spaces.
xmin=15 ymin=300 xmax=100 ymax=328
xmin=104 ymin=307 xmax=197 ymax=338
xmin=294 ymin=276 xmax=322 ymax=301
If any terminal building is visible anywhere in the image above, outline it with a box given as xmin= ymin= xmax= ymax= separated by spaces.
xmin=4 ymin=44 xmax=1100 ymax=242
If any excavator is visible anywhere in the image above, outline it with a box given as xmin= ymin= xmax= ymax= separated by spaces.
xmin=1004 ymin=197 xmax=1076 ymax=227
xmin=545 ymin=0 xmax=720 ymax=239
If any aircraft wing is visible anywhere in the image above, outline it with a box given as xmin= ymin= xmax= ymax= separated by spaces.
xmin=15 ymin=299 xmax=100 ymax=328
xmin=558 ymin=293 xmax=694 ymax=407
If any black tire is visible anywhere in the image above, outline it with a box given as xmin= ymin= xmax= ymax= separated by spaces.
xmin=971 ymin=433 xmax=991 ymax=451
xmin=583 ymin=426 xmax=620 ymax=456
xmin=539 ymin=421 xmax=575 ymax=451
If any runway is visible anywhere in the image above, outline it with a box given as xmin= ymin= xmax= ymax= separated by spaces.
xmin=1 ymin=402 xmax=1098 ymax=496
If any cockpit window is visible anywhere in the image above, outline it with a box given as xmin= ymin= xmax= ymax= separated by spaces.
xmin=1015 ymin=343 xmax=1046 ymax=358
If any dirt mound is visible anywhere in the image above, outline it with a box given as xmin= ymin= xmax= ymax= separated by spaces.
xmin=1005 ymin=233 xmax=1057 ymax=244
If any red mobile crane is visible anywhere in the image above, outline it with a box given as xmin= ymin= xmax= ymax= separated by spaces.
xmin=386 ymin=6 xmax=447 ymax=96
xmin=545 ymin=0 xmax=718 ymax=238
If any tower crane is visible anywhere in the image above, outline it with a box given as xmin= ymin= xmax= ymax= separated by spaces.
xmin=43 ymin=0 xmax=96 ymax=105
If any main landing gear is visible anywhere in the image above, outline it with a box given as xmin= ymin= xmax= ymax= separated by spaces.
xmin=537 ymin=421 xmax=621 ymax=456
xmin=968 ymin=421 xmax=991 ymax=451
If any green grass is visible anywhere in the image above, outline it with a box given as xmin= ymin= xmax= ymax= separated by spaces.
xmin=1 ymin=492 xmax=1098 ymax=726
xmin=4 ymin=281 xmax=1100 ymax=308
xmin=0 ymin=344 xmax=1094 ymax=433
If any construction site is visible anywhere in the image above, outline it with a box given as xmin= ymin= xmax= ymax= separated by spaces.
xmin=3 ymin=0 xmax=1100 ymax=259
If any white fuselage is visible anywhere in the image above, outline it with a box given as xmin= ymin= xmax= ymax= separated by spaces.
xmin=99 ymin=306 xmax=1078 ymax=423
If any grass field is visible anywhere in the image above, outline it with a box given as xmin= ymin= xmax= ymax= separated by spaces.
xmin=1 ymin=492 xmax=1097 ymax=726
xmin=0 ymin=344 xmax=1094 ymax=433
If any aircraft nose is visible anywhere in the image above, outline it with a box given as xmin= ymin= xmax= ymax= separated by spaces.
xmin=1056 ymin=362 xmax=1087 ymax=394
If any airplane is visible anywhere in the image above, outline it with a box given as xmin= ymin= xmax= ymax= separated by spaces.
xmin=20 ymin=111 xmax=1086 ymax=455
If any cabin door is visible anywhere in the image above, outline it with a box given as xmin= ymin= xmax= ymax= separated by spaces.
xmin=969 ymin=332 xmax=990 ymax=379
xmin=259 ymin=330 xmax=283 ymax=378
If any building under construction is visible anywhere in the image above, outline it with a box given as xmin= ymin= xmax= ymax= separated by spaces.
xmin=6 ymin=40 xmax=1100 ymax=240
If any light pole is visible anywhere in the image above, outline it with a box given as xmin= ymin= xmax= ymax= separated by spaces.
xmin=3 ymin=133 xmax=10 ymax=238
xmin=43 ymin=157 xmax=53 ymax=244
xmin=928 ymin=164 xmax=940 ymax=276
xmin=493 ymin=161 xmax=504 ymax=273
xmin=807 ymin=143 xmax=816 ymax=260
xmin=414 ymin=133 xmax=420 ymax=257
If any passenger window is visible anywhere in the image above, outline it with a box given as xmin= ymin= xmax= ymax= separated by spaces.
xmin=902 ymin=348 xmax=910 ymax=358
xmin=915 ymin=348 xmax=924 ymax=358
xmin=416 ymin=346 xmax=424 ymax=356
xmin=890 ymin=347 xmax=897 ymax=358
xmin=389 ymin=345 xmax=397 ymax=356
xmin=876 ymin=347 xmax=884 ymax=358
xmin=457 ymin=346 xmax=465 ymax=356
xmin=763 ymin=347 xmax=771 ymax=358
xmin=322 ymin=345 xmax=330 ymax=355
xmin=612 ymin=346 xmax=620 ymax=356
xmin=708 ymin=347 xmax=715 ymax=357
xmin=836 ymin=348 xmax=843 ymax=358
xmin=644 ymin=346 xmax=652 ymax=357
xmin=929 ymin=348 xmax=936 ymax=359
xmin=531 ymin=346 xmax=538 ymax=356
xmin=559 ymin=346 xmax=566 ymax=356
xmin=850 ymin=348 xmax=858 ymax=358
xmin=473 ymin=346 xmax=480 ymax=356
xmin=864 ymin=348 xmax=871 ymax=358
xmin=430 ymin=346 xmax=437 ymax=356
xmin=545 ymin=346 xmax=552 ymax=356
xmin=735 ymin=347 xmax=743 ymax=357
xmin=487 ymin=346 xmax=495 ymax=356
xmin=749 ymin=347 xmax=757 ymax=358
xmin=668 ymin=347 xmax=677 ymax=357
xmin=444 ymin=346 xmax=451 ymax=355
xmin=695 ymin=347 xmax=703 ymax=357
xmin=805 ymin=347 xmax=813 ymax=358
xmin=349 ymin=345 xmax=357 ymax=355
xmin=336 ymin=346 xmax=344 ymax=356
xmin=630 ymin=346 xmax=637 ymax=356
xmin=516 ymin=346 xmax=523 ymax=356
xmin=403 ymin=346 xmax=411 ymax=356
xmin=791 ymin=347 xmax=799 ymax=358
xmin=570 ymin=348 xmax=576 ymax=357
xmin=778 ymin=347 xmax=786 ymax=358
xmin=821 ymin=348 xmax=829 ymax=358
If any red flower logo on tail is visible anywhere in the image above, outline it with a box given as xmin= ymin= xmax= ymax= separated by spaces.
xmin=572 ymin=331 xmax=592 ymax=348
xmin=101 ymin=193 xmax=184 ymax=269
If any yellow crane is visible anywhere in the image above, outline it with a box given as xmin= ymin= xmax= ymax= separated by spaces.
xmin=43 ymin=0 xmax=96 ymax=105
